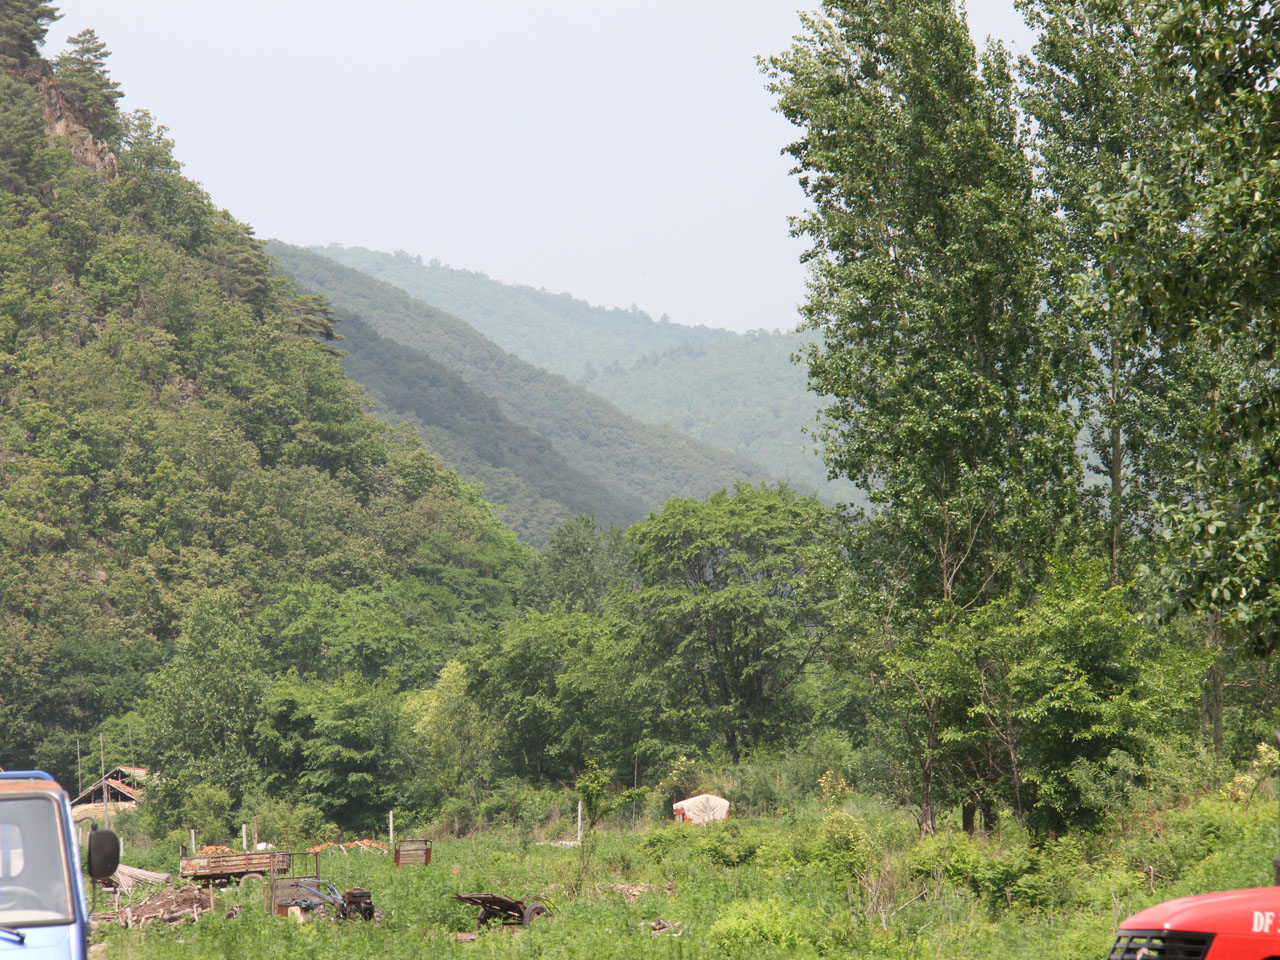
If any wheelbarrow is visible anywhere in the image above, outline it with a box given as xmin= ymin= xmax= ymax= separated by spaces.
xmin=452 ymin=892 xmax=548 ymax=928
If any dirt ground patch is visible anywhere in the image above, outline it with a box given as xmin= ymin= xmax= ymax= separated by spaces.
xmin=596 ymin=882 xmax=674 ymax=903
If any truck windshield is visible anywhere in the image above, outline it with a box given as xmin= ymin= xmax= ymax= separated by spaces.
xmin=0 ymin=797 xmax=73 ymax=926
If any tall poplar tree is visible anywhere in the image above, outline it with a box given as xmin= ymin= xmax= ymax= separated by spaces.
xmin=766 ymin=0 xmax=1078 ymax=611
xmin=1020 ymin=0 xmax=1232 ymax=587
xmin=1020 ymin=0 xmax=1255 ymax=755
xmin=765 ymin=0 xmax=1081 ymax=832
xmin=1098 ymin=0 xmax=1280 ymax=645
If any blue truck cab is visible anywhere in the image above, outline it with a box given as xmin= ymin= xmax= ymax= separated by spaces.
xmin=0 ymin=771 xmax=118 ymax=960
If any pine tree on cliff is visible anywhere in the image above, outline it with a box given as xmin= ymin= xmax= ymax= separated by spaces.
xmin=54 ymin=28 xmax=121 ymax=139
xmin=0 ymin=0 xmax=59 ymax=73
xmin=0 ymin=71 xmax=46 ymax=191
xmin=288 ymin=293 xmax=345 ymax=353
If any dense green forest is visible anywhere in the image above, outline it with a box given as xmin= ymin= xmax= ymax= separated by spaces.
xmin=267 ymin=241 xmax=773 ymax=539
xmin=311 ymin=244 xmax=860 ymax=503
xmin=0 ymin=11 xmax=530 ymax=813
xmin=5 ymin=0 xmax=1280 ymax=956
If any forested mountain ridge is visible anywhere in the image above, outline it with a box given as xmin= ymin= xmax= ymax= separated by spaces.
xmin=0 ymin=17 xmax=529 ymax=809
xmin=335 ymin=314 xmax=639 ymax=544
xmin=307 ymin=244 xmax=733 ymax=382
xmin=267 ymin=241 xmax=773 ymax=520
xmin=299 ymin=244 xmax=859 ymax=503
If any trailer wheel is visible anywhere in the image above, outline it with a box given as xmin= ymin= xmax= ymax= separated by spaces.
xmin=240 ymin=872 xmax=264 ymax=885
xmin=522 ymin=902 xmax=547 ymax=925
xmin=477 ymin=906 xmax=498 ymax=927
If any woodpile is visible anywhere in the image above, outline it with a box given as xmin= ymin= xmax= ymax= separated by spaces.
xmin=102 ymin=864 xmax=171 ymax=895
xmin=640 ymin=919 xmax=684 ymax=937
xmin=92 ymin=884 xmax=214 ymax=928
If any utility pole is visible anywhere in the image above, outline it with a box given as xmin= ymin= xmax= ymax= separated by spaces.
xmin=99 ymin=733 xmax=109 ymax=830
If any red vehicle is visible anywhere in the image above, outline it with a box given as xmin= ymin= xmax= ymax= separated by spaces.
xmin=1110 ymin=886 xmax=1280 ymax=959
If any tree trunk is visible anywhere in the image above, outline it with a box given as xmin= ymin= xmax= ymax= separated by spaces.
xmin=1109 ymin=330 xmax=1124 ymax=587
xmin=918 ymin=749 xmax=937 ymax=837
xmin=1201 ymin=616 xmax=1223 ymax=761
xmin=919 ymin=792 xmax=936 ymax=837
xmin=979 ymin=794 xmax=997 ymax=833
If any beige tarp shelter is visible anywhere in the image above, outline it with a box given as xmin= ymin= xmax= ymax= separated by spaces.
xmin=672 ymin=793 xmax=730 ymax=825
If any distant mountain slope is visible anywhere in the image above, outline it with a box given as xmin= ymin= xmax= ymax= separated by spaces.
xmin=586 ymin=331 xmax=861 ymax=504
xmin=307 ymin=245 xmax=732 ymax=382
xmin=308 ymin=245 xmax=859 ymax=504
xmin=337 ymin=316 xmax=639 ymax=545
xmin=267 ymin=242 xmax=772 ymax=521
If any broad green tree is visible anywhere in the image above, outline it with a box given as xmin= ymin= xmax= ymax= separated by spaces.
xmin=404 ymin=660 xmax=496 ymax=807
xmin=133 ymin=593 xmax=268 ymax=819
xmin=254 ymin=673 xmax=404 ymax=829
xmin=955 ymin=558 xmax=1179 ymax=831
xmin=521 ymin=514 xmax=632 ymax=614
xmin=473 ymin=609 xmax=654 ymax=783
xmin=625 ymin=483 xmax=834 ymax=763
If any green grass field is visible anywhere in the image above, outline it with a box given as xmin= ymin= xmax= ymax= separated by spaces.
xmin=93 ymin=790 xmax=1280 ymax=960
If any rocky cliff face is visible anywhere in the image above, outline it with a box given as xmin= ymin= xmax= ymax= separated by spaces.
xmin=20 ymin=58 xmax=118 ymax=177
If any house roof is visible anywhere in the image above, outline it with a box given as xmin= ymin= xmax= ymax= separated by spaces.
xmin=71 ymin=767 xmax=149 ymax=807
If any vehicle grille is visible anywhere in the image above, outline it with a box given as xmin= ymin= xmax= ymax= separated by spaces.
xmin=1109 ymin=930 xmax=1215 ymax=959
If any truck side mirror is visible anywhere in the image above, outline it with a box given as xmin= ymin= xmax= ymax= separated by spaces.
xmin=87 ymin=829 xmax=120 ymax=881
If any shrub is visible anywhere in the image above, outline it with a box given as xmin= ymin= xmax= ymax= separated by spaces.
xmin=695 ymin=821 xmax=760 ymax=866
xmin=754 ymin=825 xmax=817 ymax=872
xmin=708 ymin=898 xmax=836 ymax=954
xmin=181 ymin=783 xmax=234 ymax=843
xmin=812 ymin=810 xmax=872 ymax=878
xmin=436 ymin=796 xmax=474 ymax=836
xmin=237 ymin=794 xmax=337 ymax=848
xmin=1221 ymin=741 xmax=1280 ymax=802
xmin=906 ymin=830 xmax=1090 ymax=911
xmin=648 ymin=755 xmax=703 ymax=820
xmin=1120 ymin=796 xmax=1256 ymax=884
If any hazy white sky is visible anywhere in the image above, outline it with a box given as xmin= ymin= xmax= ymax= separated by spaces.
xmin=53 ymin=2 xmax=1035 ymax=333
